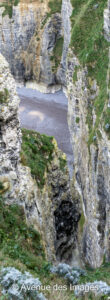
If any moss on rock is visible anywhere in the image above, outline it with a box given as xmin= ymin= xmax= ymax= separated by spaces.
xmin=21 ymin=128 xmax=54 ymax=188
xmin=0 ymin=88 xmax=9 ymax=104
xmin=70 ymin=0 xmax=109 ymax=145
xmin=0 ymin=0 xmax=20 ymax=18
xmin=0 ymin=196 xmax=46 ymax=275
xmin=52 ymin=36 xmax=64 ymax=72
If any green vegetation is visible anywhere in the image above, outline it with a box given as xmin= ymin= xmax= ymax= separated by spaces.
xmin=0 ymin=198 xmax=73 ymax=299
xmin=52 ymin=37 xmax=64 ymax=72
xmin=70 ymin=0 xmax=110 ymax=145
xmin=73 ymin=65 xmax=80 ymax=82
xmin=48 ymin=0 xmax=62 ymax=14
xmin=0 ymin=195 xmax=110 ymax=299
xmin=42 ymin=0 xmax=62 ymax=27
xmin=0 ymin=196 xmax=47 ymax=276
xmin=80 ymin=262 xmax=110 ymax=286
xmin=59 ymin=156 xmax=67 ymax=172
xmin=1 ymin=0 xmax=62 ymax=21
xmin=42 ymin=33 xmax=63 ymax=72
xmin=76 ymin=117 xmax=80 ymax=124
xmin=0 ymin=88 xmax=9 ymax=104
xmin=0 ymin=0 xmax=19 ymax=18
xmin=21 ymin=129 xmax=54 ymax=188
xmin=0 ymin=196 xmax=72 ymax=299
xmin=21 ymin=129 xmax=67 ymax=188
xmin=97 ymin=129 xmax=102 ymax=140
xmin=103 ymin=106 xmax=110 ymax=138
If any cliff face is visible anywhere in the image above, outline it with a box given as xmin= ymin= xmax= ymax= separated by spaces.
xmin=66 ymin=0 xmax=110 ymax=268
xmin=0 ymin=0 xmax=66 ymax=88
xmin=24 ymin=0 xmax=72 ymax=88
xmin=0 ymin=0 xmax=110 ymax=270
xmin=23 ymin=12 xmax=63 ymax=87
xmin=57 ymin=0 xmax=72 ymax=86
xmin=67 ymin=53 xmax=110 ymax=268
xmin=0 ymin=0 xmax=72 ymax=89
xmin=0 ymin=53 xmax=80 ymax=263
xmin=0 ymin=0 xmax=49 ymax=82
xmin=0 ymin=53 xmax=21 ymax=199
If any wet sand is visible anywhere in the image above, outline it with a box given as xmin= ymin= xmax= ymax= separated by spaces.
xmin=18 ymin=87 xmax=73 ymax=176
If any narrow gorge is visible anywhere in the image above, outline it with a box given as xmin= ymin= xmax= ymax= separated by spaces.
xmin=0 ymin=0 xmax=110 ymax=299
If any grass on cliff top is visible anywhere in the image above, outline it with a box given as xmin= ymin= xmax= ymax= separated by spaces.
xmin=21 ymin=128 xmax=54 ymax=189
xmin=70 ymin=0 xmax=110 ymax=145
xmin=42 ymin=0 xmax=62 ymax=27
xmin=0 ymin=0 xmax=19 ymax=18
xmin=48 ymin=0 xmax=62 ymax=14
xmin=1 ymin=0 xmax=62 ymax=20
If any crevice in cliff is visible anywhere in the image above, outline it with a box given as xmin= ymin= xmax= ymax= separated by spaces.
xmin=97 ymin=174 xmax=108 ymax=248
xmin=54 ymin=199 xmax=80 ymax=262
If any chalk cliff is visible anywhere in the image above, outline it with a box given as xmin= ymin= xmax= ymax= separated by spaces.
xmin=0 ymin=0 xmax=110 ymax=269
xmin=66 ymin=0 xmax=110 ymax=268
xmin=0 ymin=0 xmax=65 ymax=88
xmin=0 ymin=53 xmax=80 ymax=263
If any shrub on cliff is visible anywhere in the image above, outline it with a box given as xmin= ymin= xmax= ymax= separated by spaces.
xmin=0 ymin=196 xmax=49 ymax=276
xmin=21 ymin=129 xmax=54 ymax=188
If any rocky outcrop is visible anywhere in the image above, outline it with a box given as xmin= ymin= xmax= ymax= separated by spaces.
xmin=66 ymin=0 xmax=110 ymax=268
xmin=0 ymin=53 xmax=80 ymax=263
xmin=0 ymin=0 xmax=49 ymax=82
xmin=0 ymin=0 xmax=72 ymax=89
xmin=24 ymin=0 xmax=72 ymax=88
xmin=23 ymin=13 xmax=63 ymax=86
xmin=24 ymin=140 xmax=81 ymax=263
xmin=57 ymin=0 xmax=72 ymax=86
xmin=0 ymin=0 xmax=66 ymax=88
xmin=67 ymin=57 xmax=110 ymax=267
xmin=0 ymin=53 xmax=21 ymax=200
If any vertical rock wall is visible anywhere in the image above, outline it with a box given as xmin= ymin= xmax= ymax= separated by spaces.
xmin=57 ymin=0 xmax=72 ymax=86
xmin=0 ymin=0 xmax=71 ymax=89
xmin=66 ymin=0 xmax=110 ymax=268
xmin=0 ymin=53 xmax=80 ymax=264
xmin=0 ymin=53 xmax=21 ymax=198
xmin=24 ymin=12 xmax=63 ymax=87
xmin=0 ymin=0 xmax=49 ymax=82
xmin=1 ymin=0 xmax=110 ymax=269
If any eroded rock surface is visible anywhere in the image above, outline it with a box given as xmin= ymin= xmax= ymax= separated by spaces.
xmin=0 ymin=0 xmax=73 ymax=89
xmin=0 ymin=0 xmax=65 ymax=88
xmin=0 ymin=0 xmax=110 ymax=270
xmin=66 ymin=0 xmax=110 ymax=268
xmin=0 ymin=53 xmax=80 ymax=263
xmin=0 ymin=0 xmax=48 ymax=81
